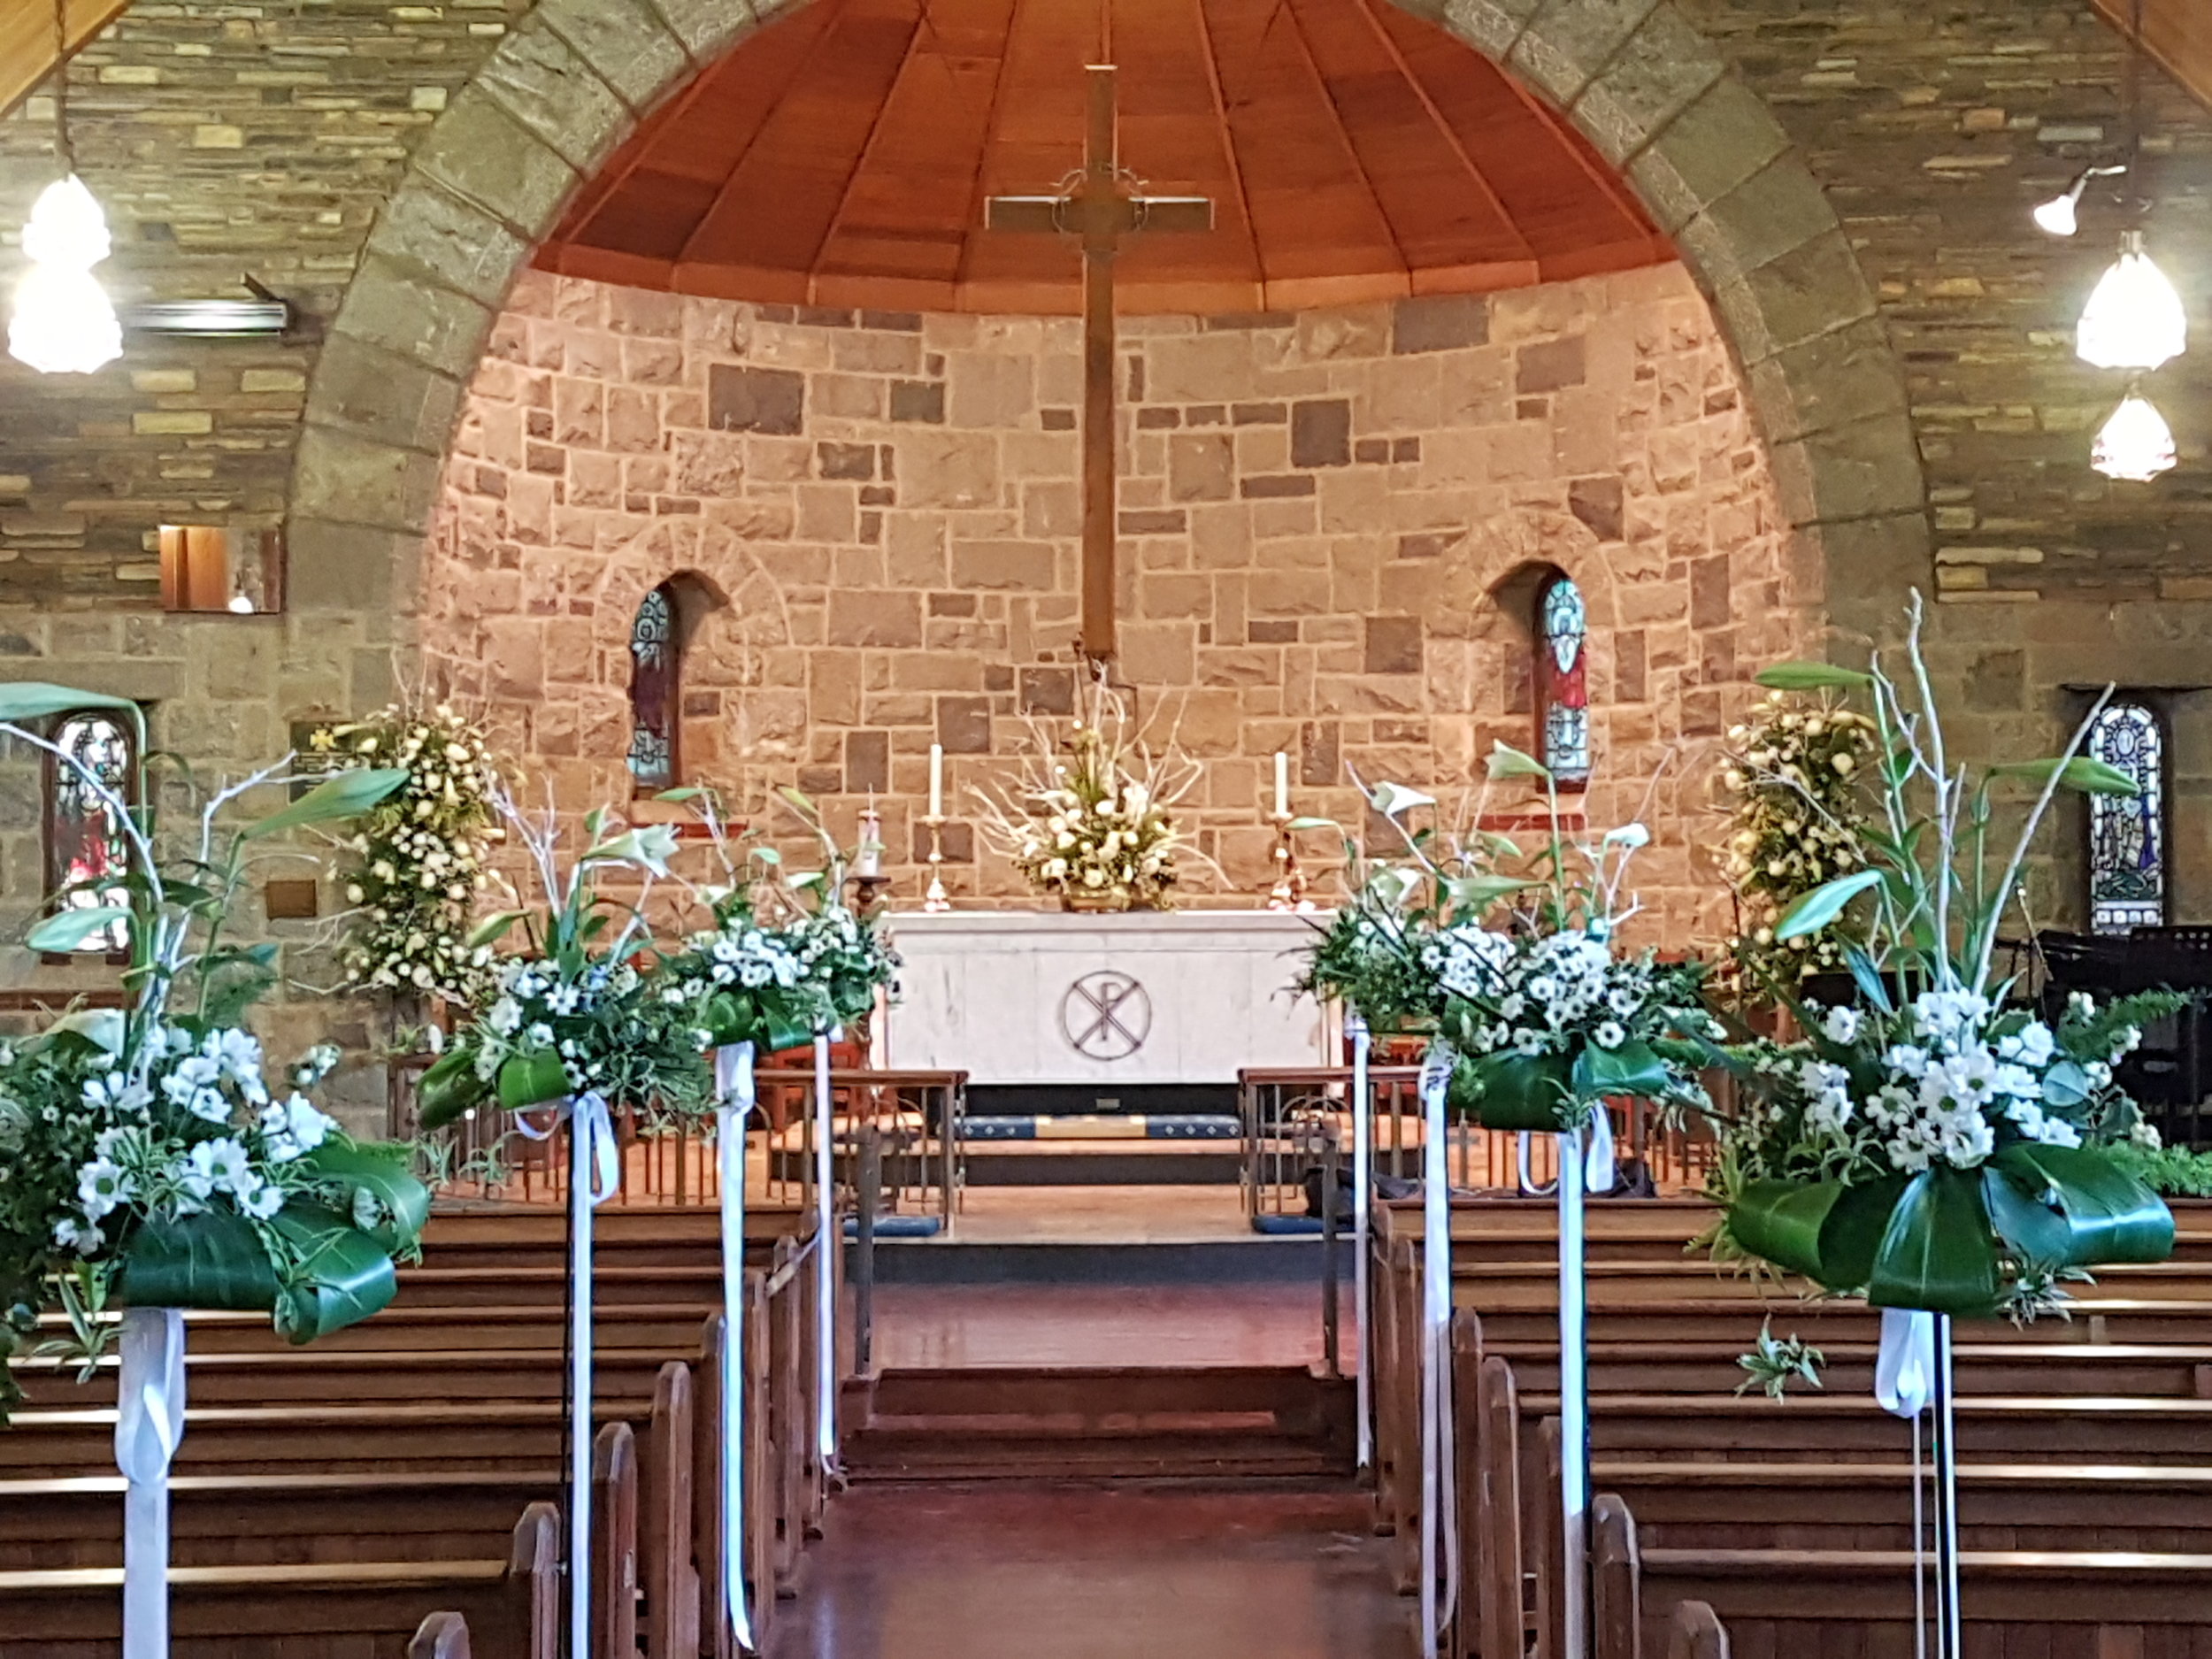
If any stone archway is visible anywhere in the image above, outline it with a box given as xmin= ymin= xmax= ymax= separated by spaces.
xmin=285 ymin=0 xmax=1927 ymax=653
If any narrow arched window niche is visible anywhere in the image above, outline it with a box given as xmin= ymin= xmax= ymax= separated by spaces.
xmin=1534 ymin=571 xmax=1592 ymax=792
xmin=45 ymin=710 xmax=137 ymax=958
xmin=626 ymin=580 xmax=682 ymax=795
xmin=2085 ymin=695 xmax=2169 ymax=935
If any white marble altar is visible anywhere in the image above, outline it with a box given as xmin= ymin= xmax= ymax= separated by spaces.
xmin=879 ymin=910 xmax=1333 ymax=1086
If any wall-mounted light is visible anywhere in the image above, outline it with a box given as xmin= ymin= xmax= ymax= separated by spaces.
xmin=2093 ymin=388 xmax=2177 ymax=482
xmin=2033 ymin=165 xmax=2129 ymax=236
xmin=122 ymin=280 xmax=294 ymax=340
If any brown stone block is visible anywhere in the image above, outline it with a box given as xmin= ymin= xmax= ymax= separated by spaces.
xmin=911 ymin=818 xmax=975 ymax=864
xmin=365 ymin=179 xmax=531 ymax=311
xmin=1168 ymin=433 xmax=1236 ymax=503
xmin=1569 ymin=475 xmax=1624 ymax=541
xmin=1745 ymin=312 xmax=1909 ymax=445
xmin=827 ymin=590 xmax=921 ymax=648
xmin=1363 ymin=615 xmax=1424 ymax=675
xmin=1391 ymin=294 xmax=1490 ymax=355
xmin=292 ymin=429 xmax=443 ymax=538
xmin=844 ymin=728 xmax=890 ymax=794
xmin=1241 ymin=475 xmax=1317 ymax=500
xmin=952 ymin=539 xmax=1053 ymax=591
xmin=709 ymin=365 xmax=803 ymax=434
xmin=310 ymin=334 xmax=466 ymax=460
xmin=1020 ymin=666 xmax=1075 ymax=715
xmin=899 ymin=432 xmax=999 ymax=508
xmin=936 ymin=695 xmax=991 ymax=754
xmin=1118 ymin=510 xmax=1187 ymax=535
xmin=467 ymin=34 xmax=626 ymax=180
xmin=1516 ymin=336 xmax=1586 ymax=396
xmin=1021 ymin=481 xmax=1079 ymax=539
xmin=534 ymin=0 xmax=689 ymax=113
xmin=1291 ymin=399 xmax=1353 ymax=467
xmin=1567 ymin=2 xmax=1724 ymax=165
xmin=818 ymin=442 xmax=874 ymax=480
xmin=891 ymin=380 xmax=946 ymax=424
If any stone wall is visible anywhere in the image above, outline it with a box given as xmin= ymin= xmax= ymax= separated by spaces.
xmin=421 ymin=262 xmax=1808 ymax=945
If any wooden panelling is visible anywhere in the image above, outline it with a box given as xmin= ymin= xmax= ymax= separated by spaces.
xmin=0 ymin=0 xmax=131 ymax=122
xmin=2096 ymin=0 xmax=2212 ymax=114
xmin=535 ymin=0 xmax=1672 ymax=316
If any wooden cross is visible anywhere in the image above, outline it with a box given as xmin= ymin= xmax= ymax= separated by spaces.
xmin=986 ymin=65 xmax=1212 ymax=665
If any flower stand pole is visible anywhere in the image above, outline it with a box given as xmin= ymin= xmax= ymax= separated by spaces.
xmin=116 ymin=1306 xmax=186 ymax=1659
xmin=1555 ymin=1122 xmax=1589 ymax=1659
xmin=1933 ymin=1315 xmax=1962 ymax=1659
xmin=1417 ymin=1049 xmax=1453 ymax=1659
xmin=713 ymin=1043 xmax=759 ymax=1653
xmin=811 ymin=1032 xmax=838 ymax=1463
xmin=1348 ymin=1013 xmax=1373 ymax=1472
xmin=535 ymin=1094 xmax=620 ymax=1659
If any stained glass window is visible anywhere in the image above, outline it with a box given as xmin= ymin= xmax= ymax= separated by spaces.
xmin=2086 ymin=698 xmax=2166 ymax=935
xmin=626 ymin=582 xmax=679 ymax=793
xmin=1535 ymin=572 xmax=1591 ymax=789
xmin=47 ymin=711 xmax=134 ymax=956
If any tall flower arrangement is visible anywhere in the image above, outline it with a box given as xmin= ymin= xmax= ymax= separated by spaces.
xmin=0 ymin=684 xmax=429 ymax=1423
xmin=1717 ymin=692 xmax=1877 ymax=988
xmin=977 ymin=678 xmax=1196 ymax=910
xmin=311 ymin=703 xmax=503 ymax=1005
xmin=1304 ymin=751 xmax=1715 ymax=1132
xmin=1705 ymin=602 xmax=2177 ymax=1316
xmin=413 ymin=799 xmax=708 ymax=1128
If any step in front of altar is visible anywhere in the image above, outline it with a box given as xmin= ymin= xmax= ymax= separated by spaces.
xmin=964 ymin=1112 xmax=1240 ymax=1141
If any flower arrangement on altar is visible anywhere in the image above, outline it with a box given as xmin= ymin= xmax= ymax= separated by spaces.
xmin=311 ymin=702 xmax=503 ymax=1005
xmin=1718 ymin=691 xmax=1878 ymax=988
xmin=977 ymin=678 xmax=1197 ymax=911
xmin=414 ymin=799 xmax=710 ymax=1129
xmin=657 ymin=786 xmax=900 ymax=1054
xmin=1302 ymin=747 xmax=1716 ymax=1132
xmin=1703 ymin=603 xmax=2179 ymax=1317
xmin=0 ymin=685 xmax=431 ymax=1422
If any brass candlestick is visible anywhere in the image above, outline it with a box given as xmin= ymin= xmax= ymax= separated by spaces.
xmin=1266 ymin=810 xmax=1312 ymax=911
xmin=921 ymin=814 xmax=951 ymax=912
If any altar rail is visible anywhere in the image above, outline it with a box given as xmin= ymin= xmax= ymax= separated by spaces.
xmin=390 ymin=1053 xmax=964 ymax=1225
xmin=1238 ymin=1065 xmax=1714 ymax=1223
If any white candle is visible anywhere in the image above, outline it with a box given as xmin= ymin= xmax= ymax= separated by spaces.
xmin=928 ymin=744 xmax=944 ymax=819
xmin=855 ymin=803 xmax=883 ymax=879
xmin=1274 ymin=750 xmax=1290 ymax=818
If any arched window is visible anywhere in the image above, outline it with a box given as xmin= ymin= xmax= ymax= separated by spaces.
xmin=626 ymin=581 xmax=680 ymax=793
xmin=2085 ymin=696 xmax=2168 ymax=935
xmin=45 ymin=710 xmax=136 ymax=956
xmin=1534 ymin=572 xmax=1591 ymax=790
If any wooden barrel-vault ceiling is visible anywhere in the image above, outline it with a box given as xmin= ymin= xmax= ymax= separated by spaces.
xmin=536 ymin=0 xmax=1675 ymax=317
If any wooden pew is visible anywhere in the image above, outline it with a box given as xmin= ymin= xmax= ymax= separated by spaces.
xmin=411 ymin=1609 xmax=474 ymax=1658
xmin=0 ymin=1497 xmax=562 ymax=1659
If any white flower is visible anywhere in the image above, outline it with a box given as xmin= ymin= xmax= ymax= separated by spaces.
xmin=1820 ymin=1007 xmax=1861 ymax=1046
xmin=260 ymin=1094 xmax=334 ymax=1161
xmin=488 ymin=998 xmax=524 ymax=1037
xmin=1594 ymin=1020 xmax=1626 ymax=1050
xmin=184 ymin=1086 xmax=232 ymax=1125
xmin=238 ymin=1180 xmax=285 ymax=1220
xmin=54 ymin=1217 xmax=104 ymax=1254
xmin=195 ymin=1137 xmax=255 ymax=1196
xmin=77 ymin=1158 xmax=130 ymax=1220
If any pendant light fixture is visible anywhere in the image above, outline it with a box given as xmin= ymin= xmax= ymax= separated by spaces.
xmin=2093 ymin=385 xmax=2177 ymax=483
xmin=2078 ymin=229 xmax=2188 ymax=371
xmin=7 ymin=0 xmax=121 ymax=375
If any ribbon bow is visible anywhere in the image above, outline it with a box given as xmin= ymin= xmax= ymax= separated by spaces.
xmin=1876 ymin=1307 xmax=1937 ymax=1419
xmin=115 ymin=1306 xmax=185 ymax=1486
xmin=514 ymin=1091 xmax=622 ymax=1207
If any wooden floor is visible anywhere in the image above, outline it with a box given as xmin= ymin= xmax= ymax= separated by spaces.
xmin=945 ymin=1184 xmax=1266 ymax=1244
xmin=764 ymin=1484 xmax=1412 ymax=1659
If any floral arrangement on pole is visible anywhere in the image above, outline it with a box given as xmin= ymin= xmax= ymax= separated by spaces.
xmin=0 ymin=685 xmax=431 ymax=1421
xmin=1718 ymin=692 xmax=1878 ymax=989
xmin=1705 ymin=601 xmax=2177 ymax=1317
xmin=310 ymin=703 xmax=503 ymax=1005
xmin=412 ymin=796 xmax=710 ymax=1130
xmin=1302 ymin=745 xmax=1716 ymax=1131
xmin=977 ymin=676 xmax=1197 ymax=911
xmin=657 ymin=785 xmax=902 ymax=1055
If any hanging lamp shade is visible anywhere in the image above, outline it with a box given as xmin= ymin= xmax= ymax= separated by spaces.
xmin=8 ymin=174 xmax=120 ymax=375
xmin=2092 ymin=391 xmax=2177 ymax=482
xmin=2078 ymin=230 xmax=2188 ymax=371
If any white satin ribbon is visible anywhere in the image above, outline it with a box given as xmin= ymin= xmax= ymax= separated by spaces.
xmin=714 ymin=1044 xmax=758 ymax=1652
xmin=812 ymin=1031 xmax=839 ymax=1463
xmin=1417 ymin=1043 xmax=1455 ymax=1659
xmin=1877 ymin=1307 xmax=1938 ymax=1419
xmin=1348 ymin=1014 xmax=1373 ymax=1472
xmin=516 ymin=1091 xmax=620 ymax=1659
xmin=116 ymin=1305 xmax=185 ymax=1659
xmin=1585 ymin=1102 xmax=1616 ymax=1194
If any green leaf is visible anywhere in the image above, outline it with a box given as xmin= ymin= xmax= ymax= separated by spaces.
xmin=1367 ymin=781 xmax=1435 ymax=819
xmin=703 ymin=989 xmax=817 ymax=1056
xmin=0 ymin=683 xmax=143 ymax=727
xmin=242 ymin=768 xmax=409 ymax=841
xmin=1463 ymin=1049 xmax=1575 ymax=1131
xmin=496 ymin=1051 xmax=572 ymax=1110
xmin=1727 ymin=1176 xmax=1904 ymax=1290
xmin=1988 ymin=757 xmax=2139 ymax=796
xmin=267 ymin=1205 xmax=399 ymax=1342
xmin=1754 ymin=662 xmax=1875 ymax=693
xmin=1440 ymin=874 xmax=1535 ymax=915
xmin=414 ymin=1048 xmax=488 ymax=1131
xmin=299 ymin=1140 xmax=431 ymax=1255
xmin=116 ymin=1210 xmax=280 ymax=1313
xmin=1842 ymin=942 xmax=1894 ymax=1016
xmin=465 ymin=909 xmax=529 ymax=949
xmin=49 ymin=1009 xmax=123 ymax=1055
xmin=1484 ymin=741 xmax=1552 ymax=782
xmin=26 ymin=907 xmax=130 ymax=953
xmin=1571 ymin=1038 xmax=1672 ymax=1102
xmin=655 ymin=787 xmax=707 ymax=803
xmin=1868 ymin=1167 xmax=2001 ymax=1315
xmin=1774 ymin=870 xmax=1886 ymax=941
xmin=2039 ymin=1059 xmax=2093 ymax=1109
xmin=1286 ymin=816 xmax=1336 ymax=833
xmin=778 ymin=785 xmax=818 ymax=815
xmin=1986 ymin=1143 xmax=2174 ymax=1270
